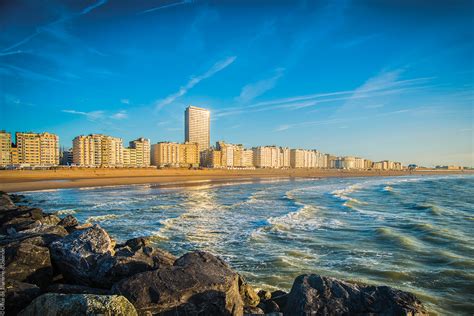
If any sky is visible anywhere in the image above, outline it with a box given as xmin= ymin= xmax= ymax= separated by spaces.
xmin=0 ymin=0 xmax=473 ymax=167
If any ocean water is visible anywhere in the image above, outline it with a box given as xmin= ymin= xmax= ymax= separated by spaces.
xmin=20 ymin=175 xmax=474 ymax=315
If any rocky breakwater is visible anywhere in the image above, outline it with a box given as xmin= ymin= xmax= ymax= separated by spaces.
xmin=0 ymin=191 xmax=428 ymax=315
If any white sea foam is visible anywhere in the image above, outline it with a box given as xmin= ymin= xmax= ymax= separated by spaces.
xmin=86 ymin=213 xmax=127 ymax=222
xmin=54 ymin=209 xmax=77 ymax=215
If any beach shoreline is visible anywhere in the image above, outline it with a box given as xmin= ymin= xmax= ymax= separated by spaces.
xmin=0 ymin=168 xmax=470 ymax=192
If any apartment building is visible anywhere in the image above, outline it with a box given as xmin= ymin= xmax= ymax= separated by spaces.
xmin=0 ymin=130 xmax=11 ymax=166
xmin=73 ymin=134 xmax=123 ymax=167
xmin=15 ymin=132 xmax=59 ymax=166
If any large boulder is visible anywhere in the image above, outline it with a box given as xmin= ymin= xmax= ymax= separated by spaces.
xmin=0 ymin=225 xmax=68 ymax=247
xmin=112 ymin=251 xmax=244 ymax=315
xmin=5 ymin=280 xmax=41 ymax=315
xmin=0 ymin=191 xmax=16 ymax=210
xmin=239 ymin=280 xmax=260 ymax=307
xmin=58 ymin=214 xmax=79 ymax=232
xmin=18 ymin=293 xmax=138 ymax=316
xmin=0 ymin=207 xmax=44 ymax=233
xmin=5 ymin=241 xmax=53 ymax=288
xmin=96 ymin=237 xmax=176 ymax=288
xmin=46 ymin=283 xmax=110 ymax=295
xmin=49 ymin=224 xmax=115 ymax=287
xmin=284 ymin=274 xmax=428 ymax=315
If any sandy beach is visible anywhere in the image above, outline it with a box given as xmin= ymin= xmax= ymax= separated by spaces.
xmin=0 ymin=168 xmax=470 ymax=192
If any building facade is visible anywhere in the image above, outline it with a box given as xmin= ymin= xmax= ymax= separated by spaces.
xmin=151 ymin=142 xmax=199 ymax=167
xmin=72 ymin=134 xmax=123 ymax=167
xmin=128 ymin=137 xmax=151 ymax=167
xmin=185 ymin=106 xmax=210 ymax=153
xmin=15 ymin=132 xmax=59 ymax=166
xmin=0 ymin=131 xmax=11 ymax=166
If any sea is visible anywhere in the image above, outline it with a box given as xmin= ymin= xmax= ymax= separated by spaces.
xmin=19 ymin=175 xmax=474 ymax=315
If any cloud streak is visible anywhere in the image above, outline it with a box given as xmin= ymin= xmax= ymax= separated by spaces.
xmin=1 ymin=0 xmax=107 ymax=53
xmin=237 ymin=68 xmax=285 ymax=103
xmin=139 ymin=0 xmax=192 ymax=15
xmin=156 ymin=55 xmax=237 ymax=109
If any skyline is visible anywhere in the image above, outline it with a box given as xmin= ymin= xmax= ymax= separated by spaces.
xmin=0 ymin=1 xmax=473 ymax=167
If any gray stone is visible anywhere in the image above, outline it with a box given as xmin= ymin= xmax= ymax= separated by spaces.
xmin=112 ymin=251 xmax=244 ymax=315
xmin=49 ymin=224 xmax=115 ymax=287
xmin=18 ymin=293 xmax=138 ymax=316
xmin=46 ymin=283 xmax=110 ymax=295
xmin=5 ymin=280 xmax=41 ymax=315
xmin=284 ymin=274 xmax=428 ymax=315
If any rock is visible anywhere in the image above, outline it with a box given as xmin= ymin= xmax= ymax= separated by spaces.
xmin=5 ymin=280 xmax=41 ymax=315
xmin=257 ymin=289 xmax=272 ymax=300
xmin=49 ymin=224 xmax=115 ymax=287
xmin=270 ymin=291 xmax=288 ymax=311
xmin=5 ymin=242 xmax=53 ymax=288
xmin=244 ymin=306 xmax=265 ymax=315
xmin=0 ymin=225 xmax=68 ymax=247
xmin=239 ymin=280 xmax=260 ymax=307
xmin=0 ymin=191 xmax=16 ymax=210
xmin=10 ymin=193 xmax=27 ymax=203
xmin=113 ymin=251 xmax=244 ymax=315
xmin=262 ymin=300 xmax=280 ymax=313
xmin=0 ymin=207 xmax=44 ymax=233
xmin=284 ymin=274 xmax=428 ymax=315
xmin=18 ymin=293 xmax=138 ymax=316
xmin=39 ymin=214 xmax=61 ymax=225
xmin=46 ymin=283 xmax=110 ymax=295
xmin=96 ymin=239 xmax=176 ymax=288
xmin=58 ymin=215 xmax=79 ymax=231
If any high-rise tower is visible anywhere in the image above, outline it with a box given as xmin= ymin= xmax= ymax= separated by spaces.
xmin=184 ymin=106 xmax=210 ymax=152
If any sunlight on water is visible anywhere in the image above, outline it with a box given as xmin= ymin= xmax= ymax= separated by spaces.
xmin=21 ymin=175 xmax=474 ymax=315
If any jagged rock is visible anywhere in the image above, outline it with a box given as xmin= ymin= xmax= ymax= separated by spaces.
xmin=58 ymin=214 xmax=79 ymax=231
xmin=0 ymin=207 xmax=43 ymax=233
xmin=284 ymin=274 xmax=428 ymax=315
xmin=10 ymin=193 xmax=27 ymax=203
xmin=18 ymin=293 xmax=138 ymax=316
xmin=112 ymin=251 xmax=244 ymax=315
xmin=270 ymin=291 xmax=288 ymax=311
xmin=95 ymin=238 xmax=176 ymax=288
xmin=5 ymin=280 xmax=41 ymax=315
xmin=0 ymin=225 xmax=68 ymax=247
xmin=257 ymin=289 xmax=272 ymax=300
xmin=244 ymin=306 xmax=265 ymax=315
xmin=0 ymin=191 xmax=16 ymax=210
xmin=260 ymin=300 xmax=280 ymax=313
xmin=5 ymin=242 xmax=53 ymax=288
xmin=46 ymin=283 xmax=110 ymax=295
xmin=49 ymin=224 xmax=115 ymax=287
xmin=239 ymin=280 xmax=260 ymax=307
xmin=39 ymin=214 xmax=61 ymax=225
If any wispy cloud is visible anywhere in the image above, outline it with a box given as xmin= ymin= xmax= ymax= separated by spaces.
xmin=215 ymin=71 xmax=435 ymax=118
xmin=120 ymin=99 xmax=130 ymax=105
xmin=155 ymin=55 xmax=237 ymax=109
xmin=237 ymin=68 xmax=285 ymax=103
xmin=1 ymin=0 xmax=107 ymax=53
xmin=62 ymin=109 xmax=105 ymax=121
xmin=111 ymin=110 xmax=128 ymax=120
xmin=139 ymin=0 xmax=193 ymax=15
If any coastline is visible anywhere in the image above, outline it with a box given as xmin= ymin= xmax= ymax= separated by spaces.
xmin=0 ymin=168 xmax=470 ymax=192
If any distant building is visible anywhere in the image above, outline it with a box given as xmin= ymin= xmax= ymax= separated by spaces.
xmin=60 ymin=148 xmax=73 ymax=165
xmin=185 ymin=106 xmax=210 ymax=153
xmin=253 ymin=146 xmax=285 ymax=168
xmin=72 ymin=134 xmax=123 ymax=167
xmin=128 ymin=137 xmax=151 ymax=167
xmin=16 ymin=132 xmax=59 ymax=166
xmin=151 ymin=142 xmax=199 ymax=167
xmin=0 ymin=130 xmax=12 ymax=166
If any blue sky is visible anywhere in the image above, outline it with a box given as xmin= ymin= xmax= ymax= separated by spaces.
xmin=0 ymin=0 xmax=473 ymax=166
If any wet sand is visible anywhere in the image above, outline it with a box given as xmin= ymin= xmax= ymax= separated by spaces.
xmin=0 ymin=168 xmax=469 ymax=193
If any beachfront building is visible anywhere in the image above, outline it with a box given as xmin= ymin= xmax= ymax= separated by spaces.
xmin=185 ymin=106 xmax=210 ymax=153
xmin=72 ymin=134 xmax=123 ymax=167
xmin=372 ymin=160 xmax=403 ymax=170
xmin=242 ymin=149 xmax=254 ymax=168
xmin=0 ymin=130 xmax=12 ymax=166
xmin=129 ymin=138 xmax=151 ymax=167
xmin=60 ymin=148 xmax=73 ymax=166
xmin=364 ymin=159 xmax=373 ymax=169
xmin=15 ymin=132 xmax=59 ymax=166
xmin=326 ymin=154 xmax=337 ymax=169
xmin=290 ymin=149 xmax=328 ymax=168
xmin=253 ymin=146 xmax=285 ymax=168
xmin=151 ymin=142 xmax=199 ymax=168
